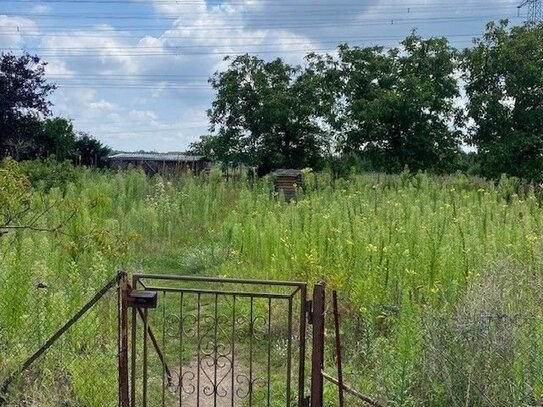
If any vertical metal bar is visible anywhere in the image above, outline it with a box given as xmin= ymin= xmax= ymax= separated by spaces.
xmin=214 ymin=293 xmax=219 ymax=407
xmin=133 ymin=305 xmax=172 ymax=384
xmin=119 ymin=273 xmax=130 ymax=407
xmin=310 ymin=284 xmax=325 ymax=407
xmin=127 ymin=283 xmax=172 ymax=385
xmin=286 ymin=298 xmax=293 ymax=407
xmin=179 ymin=292 xmax=184 ymax=407
xmin=297 ymin=285 xmax=307 ymax=407
xmin=267 ymin=297 xmax=272 ymax=407
xmin=143 ymin=307 xmax=149 ymax=407
xmin=332 ymin=291 xmax=345 ymax=407
xmin=249 ymin=297 xmax=254 ymax=407
xmin=197 ymin=293 xmax=201 ymax=407
xmin=118 ymin=277 xmax=121 ymax=407
xmin=162 ymin=292 xmax=166 ymax=407
xmin=231 ymin=296 xmax=236 ymax=407
xmin=130 ymin=276 xmax=138 ymax=407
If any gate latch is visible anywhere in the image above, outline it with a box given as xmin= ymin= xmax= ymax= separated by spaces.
xmin=127 ymin=290 xmax=157 ymax=309
xmin=306 ymin=300 xmax=313 ymax=324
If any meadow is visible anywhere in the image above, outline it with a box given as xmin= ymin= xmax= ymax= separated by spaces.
xmin=1 ymin=163 xmax=543 ymax=406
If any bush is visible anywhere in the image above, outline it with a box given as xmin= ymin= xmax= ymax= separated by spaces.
xmin=20 ymin=157 xmax=81 ymax=193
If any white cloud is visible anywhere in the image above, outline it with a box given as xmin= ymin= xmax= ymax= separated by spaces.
xmin=149 ymin=0 xmax=207 ymax=18
xmin=40 ymin=25 xmax=140 ymax=76
xmin=51 ymin=88 xmax=116 ymax=120
xmin=44 ymin=59 xmax=74 ymax=76
xmin=88 ymin=100 xmax=117 ymax=112
xmin=0 ymin=15 xmax=38 ymax=49
xmin=129 ymin=110 xmax=158 ymax=121
xmin=133 ymin=0 xmax=321 ymax=84
xmin=30 ymin=4 xmax=52 ymax=14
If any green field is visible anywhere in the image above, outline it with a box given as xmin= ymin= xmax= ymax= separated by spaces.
xmin=2 ymin=164 xmax=543 ymax=406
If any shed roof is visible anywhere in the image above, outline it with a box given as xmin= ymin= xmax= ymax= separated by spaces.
xmin=271 ymin=169 xmax=303 ymax=177
xmin=108 ymin=153 xmax=205 ymax=162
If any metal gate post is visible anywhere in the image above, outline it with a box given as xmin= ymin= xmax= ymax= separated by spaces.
xmin=310 ymin=283 xmax=325 ymax=407
xmin=332 ymin=290 xmax=345 ymax=407
xmin=118 ymin=272 xmax=130 ymax=407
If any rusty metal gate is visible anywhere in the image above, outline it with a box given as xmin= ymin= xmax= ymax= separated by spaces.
xmin=1 ymin=272 xmax=326 ymax=407
xmin=122 ymin=274 xmax=323 ymax=407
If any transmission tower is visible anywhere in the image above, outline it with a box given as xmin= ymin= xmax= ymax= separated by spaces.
xmin=518 ymin=0 xmax=542 ymax=24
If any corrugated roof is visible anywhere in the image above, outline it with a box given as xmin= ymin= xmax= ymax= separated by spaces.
xmin=272 ymin=169 xmax=303 ymax=177
xmin=108 ymin=153 xmax=205 ymax=162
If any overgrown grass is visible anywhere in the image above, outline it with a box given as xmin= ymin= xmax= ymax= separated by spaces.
xmin=1 ymin=165 xmax=543 ymax=406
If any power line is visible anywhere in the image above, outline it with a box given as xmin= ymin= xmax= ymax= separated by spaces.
xmin=0 ymin=19 xmax=520 ymax=34
xmin=0 ymin=11 xmax=519 ymax=21
xmin=48 ymin=74 xmax=211 ymax=78
xmin=73 ymin=117 xmax=206 ymax=125
xmin=0 ymin=32 xmax=485 ymax=40
xmin=0 ymin=35 xmax=482 ymax=51
xmin=518 ymin=0 xmax=542 ymax=23
xmin=0 ymin=4 xmax=522 ymax=12
xmin=0 ymin=34 xmax=486 ymax=61
xmin=85 ymin=127 xmax=209 ymax=135
xmin=0 ymin=0 xmax=524 ymax=5
xmin=1 ymin=48 xmax=338 ymax=57
xmin=0 ymin=46 xmax=466 ymax=58
xmin=0 ymin=41 xmax=495 ymax=57
xmin=0 ymin=15 xmax=522 ymax=33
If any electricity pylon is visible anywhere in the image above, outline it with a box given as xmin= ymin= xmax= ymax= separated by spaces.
xmin=518 ymin=0 xmax=542 ymax=24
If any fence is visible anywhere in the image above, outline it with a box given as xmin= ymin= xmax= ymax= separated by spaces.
xmin=2 ymin=274 xmax=543 ymax=407
xmin=0 ymin=273 xmax=324 ymax=407
xmin=420 ymin=313 xmax=543 ymax=407
xmin=323 ymin=292 xmax=543 ymax=407
xmin=0 ymin=272 xmax=123 ymax=407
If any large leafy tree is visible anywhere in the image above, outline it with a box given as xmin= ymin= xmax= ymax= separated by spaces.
xmin=0 ymin=53 xmax=56 ymax=159
xmin=309 ymin=33 xmax=462 ymax=173
xmin=462 ymin=21 xmax=543 ymax=181
xmin=195 ymin=55 xmax=328 ymax=175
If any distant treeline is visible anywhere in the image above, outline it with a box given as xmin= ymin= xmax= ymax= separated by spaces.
xmin=190 ymin=21 xmax=543 ymax=181
xmin=2 ymin=20 xmax=542 ymax=181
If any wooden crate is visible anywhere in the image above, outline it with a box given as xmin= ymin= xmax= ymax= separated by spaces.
xmin=272 ymin=169 xmax=303 ymax=201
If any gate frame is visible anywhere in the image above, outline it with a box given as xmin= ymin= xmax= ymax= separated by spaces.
xmin=124 ymin=273 xmax=314 ymax=407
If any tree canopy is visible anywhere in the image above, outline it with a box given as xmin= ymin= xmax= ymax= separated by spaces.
xmin=462 ymin=21 xmax=543 ymax=181
xmin=39 ymin=117 xmax=76 ymax=161
xmin=203 ymin=55 xmax=327 ymax=175
xmin=75 ymin=132 xmax=111 ymax=168
xmin=0 ymin=53 xmax=56 ymax=159
xmin=191 ymin=23 xmax=543 ymax=181
xmin=313 ymin=33 xmax=462 ymax=173
xmin=0 ymin=52 xmax=111 ymax=166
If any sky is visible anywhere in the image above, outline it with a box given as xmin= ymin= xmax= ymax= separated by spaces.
xmin=0 ymin=0 xmax=527 ymax=152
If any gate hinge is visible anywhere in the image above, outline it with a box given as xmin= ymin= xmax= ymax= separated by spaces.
xmin=306 ymin=300 xmax=313 ymax=325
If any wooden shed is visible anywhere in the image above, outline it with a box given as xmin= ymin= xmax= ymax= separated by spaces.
xmin=108 ymin=153 xmax=209 ymax=176
xmin=272 ymin=169 xmax=303 ymax=201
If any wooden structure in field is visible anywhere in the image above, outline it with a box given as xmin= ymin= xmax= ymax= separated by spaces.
xmin=272 ymin=169 xmax=303 ymax=201
xmin=108 ymin=153 xmax=208 ymax=176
